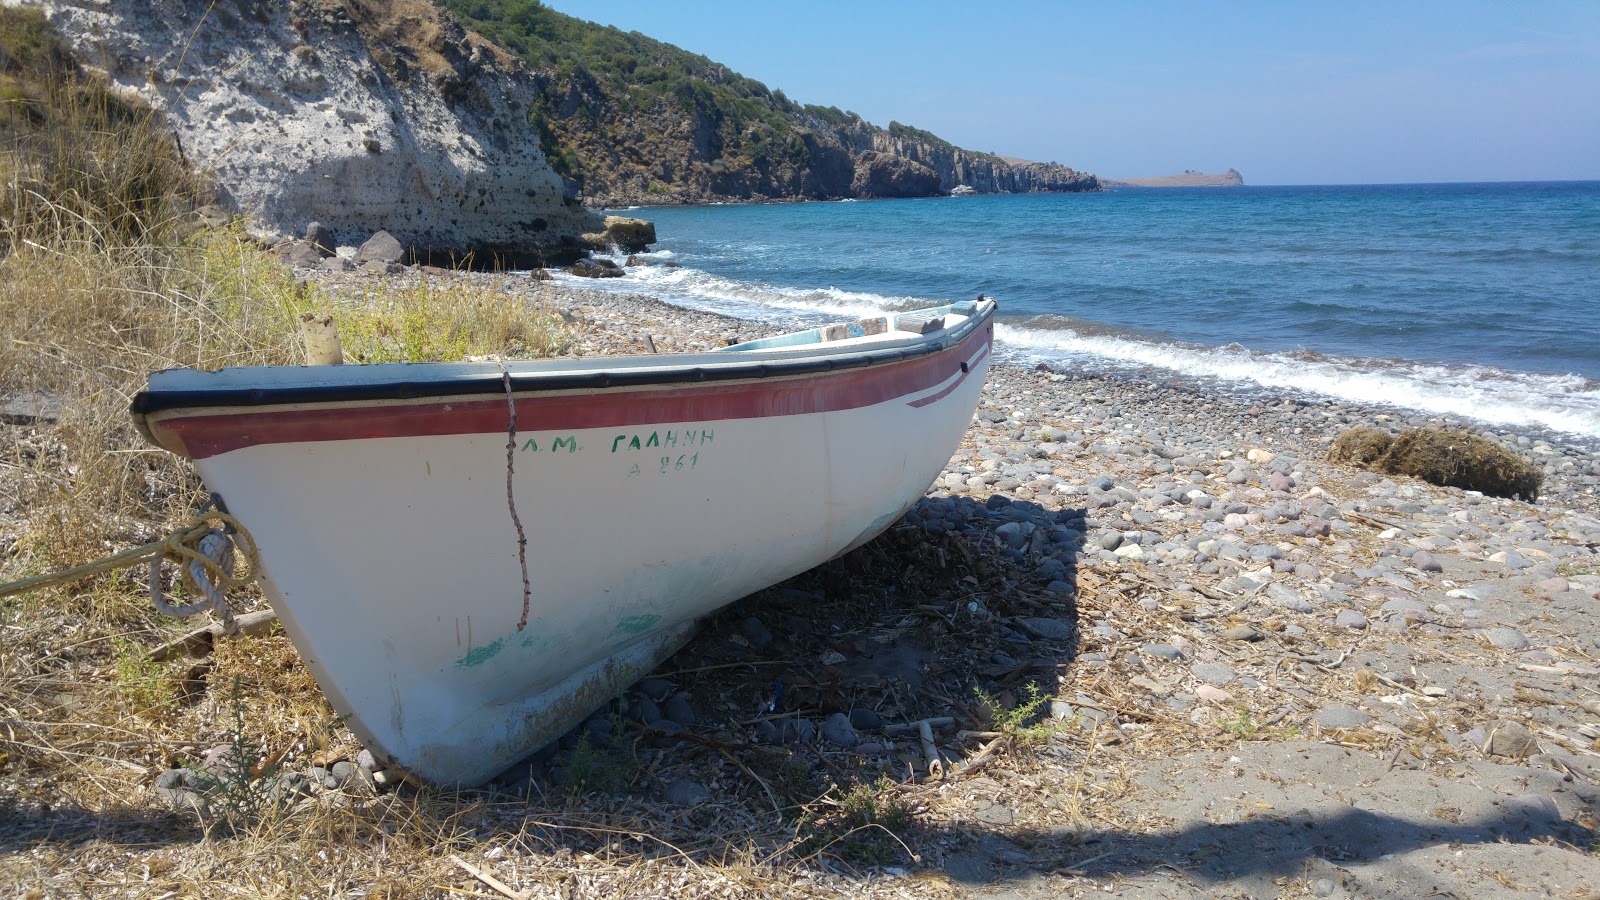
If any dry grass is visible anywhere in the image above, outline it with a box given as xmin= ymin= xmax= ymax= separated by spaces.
xmin=0 ymin=12 xmax=603 ymax=894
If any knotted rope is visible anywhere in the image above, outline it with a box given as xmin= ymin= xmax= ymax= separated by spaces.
xmin=0 ymin=511 xmax=259 ymax=632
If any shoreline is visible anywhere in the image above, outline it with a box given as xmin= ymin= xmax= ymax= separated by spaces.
xmin=528 ymin=277 xmax=1600 ymax=517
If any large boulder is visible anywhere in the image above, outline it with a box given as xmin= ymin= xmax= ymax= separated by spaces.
xmin=356 ymin=230 xmax=405 ymax=265
xmin=571 ymin=257 xmax=623 ymax=278
xmin=304 ymin=222 xmax=337 ymax=257
xmin=604 ymin=216 xmax=656 ymax=252
xmin=850 ymin=151 xmax=941 ymax=198
xmin=582 ymin=216 xmax=657 ymax=253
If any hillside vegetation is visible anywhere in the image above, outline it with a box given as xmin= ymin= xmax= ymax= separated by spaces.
xmin=440 ymin=0 xmax=1097 ymax=204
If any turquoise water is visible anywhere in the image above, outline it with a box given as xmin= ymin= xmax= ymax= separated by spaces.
xmin=565 ymin=182 xmax=1600 ymax=439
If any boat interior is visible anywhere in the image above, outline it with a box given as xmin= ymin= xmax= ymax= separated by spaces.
xmin=717 ymin=300 xmax=981 ymax=354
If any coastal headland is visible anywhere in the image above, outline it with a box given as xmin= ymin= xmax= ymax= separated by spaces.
xmin=1103 ymin=169 xmax=1247 ymax=188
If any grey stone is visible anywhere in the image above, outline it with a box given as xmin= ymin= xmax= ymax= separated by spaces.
xmin=1192 ymin=662 xmax=1235 ymax=685
xmin=572 ymin=257 xmax=624 ymax=278
xmin=633 ymin=696 xmax=662 ymax=725
xmin=848 ymin=708 xmax=884 ymax=731
xmin=1313 ymin=704 xmax=1370 ymax=728
xmin=583 ymin=717 xmax=615 ymax=744
xmin=356 ymin=748 xmax=377 ymax=772
xmin=329 ymin=760 xmax=374 ymax=794
xmin=304 ymin=221 xmax=336 ymax=256
xmin=1095 ymin=531 xmax=1123 ymax=551
xmin=1495 ymin=550 xmax=1532 ymax=570
xmin=663 ymin=694 xmax=697 ymax=726
xmin=822 ymin=712 xmax=859 ymax=747
xmin=1017 ymin=617 xmax=1075 ymax=641
xmin=1483 ymin=627 xmax=1531 ymax=650
xmin=356 ymin=229 xmax=404 ymax=264
xmin=663 ymin=779 xmax=711 ymax=805
xmin=279 ymin=240 xmax=322 ymax=269
xmin=740 ymin=616 xmax=773 ymax=651
xmin=1334 ymin=609 xmax=1369 ymax=630
xmin=1485 ymin=721 xmax=1539 ymax=759
xmin=1141 ymin=643 xmax=1184 ymax=660
xmin=1410 ymin=550 xmax=1444 ymax=573
xmin=638 ymin=678 xmax=675 ymax=701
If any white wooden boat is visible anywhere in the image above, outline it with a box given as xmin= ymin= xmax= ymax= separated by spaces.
xmin=132 ymin=298 xmax=995 ymax=785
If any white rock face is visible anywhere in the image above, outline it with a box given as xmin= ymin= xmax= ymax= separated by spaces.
xmin=7 ymin=0 xmax=602 ymax=260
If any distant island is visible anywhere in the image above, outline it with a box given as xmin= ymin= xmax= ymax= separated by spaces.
xmin=1104 ymin=169 xmax=1245 ymax=188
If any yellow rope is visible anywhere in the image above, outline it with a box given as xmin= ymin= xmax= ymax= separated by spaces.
xmin=0 ymin=512 xmax=260 ymax=600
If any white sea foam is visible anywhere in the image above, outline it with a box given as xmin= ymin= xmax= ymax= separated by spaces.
xmin=996 ymin=323 xmax=1600 ymax=439
xmin=551 ymin=263 xmax=1600 ymax=441
xmin=553 ymin=263 xmax=917 ymax=322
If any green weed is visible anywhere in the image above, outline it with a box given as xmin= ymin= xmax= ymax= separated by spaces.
xmin=1220 ymin=710 xmax=1301 ymax=741
xmin=182 ymin=679 xmax=288 ymax=835
xmin=556 ymin=721 xmax=635 ymax=796
xmin=792 ymin=776 xmax=916 ymax=865
xmin=111 ymin=638 xmax=175 ymax=712
xmin=975 ymin=683 xmax=1056 ymax=745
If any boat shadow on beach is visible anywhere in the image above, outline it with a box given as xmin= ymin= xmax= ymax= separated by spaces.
xmin=2 ymin=493 xmax=1589 ymax=891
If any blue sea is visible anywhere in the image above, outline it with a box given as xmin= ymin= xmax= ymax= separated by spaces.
xmin=566 ymin=182 xmax=1600 ymax=442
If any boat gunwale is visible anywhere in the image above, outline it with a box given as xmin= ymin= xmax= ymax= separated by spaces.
xmin=130 ymin=302 xmax=995 ymax=419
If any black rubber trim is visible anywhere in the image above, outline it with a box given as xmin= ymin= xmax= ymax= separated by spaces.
xmin=130 ymin=308 xmax=991 ymax=418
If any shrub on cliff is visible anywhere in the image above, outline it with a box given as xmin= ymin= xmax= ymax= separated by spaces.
xmin=1328 ymin=426 xmax=1542 ymax=501
xmin=0 ymin=7 xmax=205 ymax=253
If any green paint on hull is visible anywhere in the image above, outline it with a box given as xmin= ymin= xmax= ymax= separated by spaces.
xmin=454 ymin=636 xmax=506 ymax=669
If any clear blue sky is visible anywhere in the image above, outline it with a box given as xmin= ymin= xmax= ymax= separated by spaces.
xmin=538 ymin=1 xmax=1600 ymax=185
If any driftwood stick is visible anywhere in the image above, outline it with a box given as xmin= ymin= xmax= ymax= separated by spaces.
xmin=952 ymin=736 xmax=1006 ymax=778
xmin=449 ymin=854 xmax=525 ymax=900
xmin=957 ymin=730 xmax=1004 ymax=742
xmin=883 ymin=716 xmax=954 ymax=737
xmin=148 ymin=609 xmax=278 ymax=662
xmin=918 ymin=719 xmax=944 ymax=780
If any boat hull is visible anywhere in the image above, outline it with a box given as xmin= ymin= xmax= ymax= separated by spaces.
xmin=136 ymin=304 xmax=993 ymax=785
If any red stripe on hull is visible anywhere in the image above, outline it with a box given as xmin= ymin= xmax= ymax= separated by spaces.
xmin=907 ymin=343 xmax=990 ymax=409
xmin=155 ymin=323 xmax=993 ymax=460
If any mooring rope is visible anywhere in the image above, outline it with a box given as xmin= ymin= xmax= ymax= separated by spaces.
xmin=498 ymin=360 xmax=534 ymax=632
xmin=0 ymin=511 xmax=260 ymax=631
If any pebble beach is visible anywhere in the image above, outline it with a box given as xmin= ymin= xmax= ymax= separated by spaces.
xmin=119 ymin=267 xmax=1600 ymax=898
xmin=537 ymin=275 xmax=1600 ymax=897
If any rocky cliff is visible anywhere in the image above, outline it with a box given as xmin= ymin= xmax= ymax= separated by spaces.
xmin=441 ymin=1 xmax=1100 ymax=206
xmin=3 ymin=0 xmax=602 ymax=263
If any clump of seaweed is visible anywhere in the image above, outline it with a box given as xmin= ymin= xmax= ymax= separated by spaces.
xmin=1328 ymin=426 xmax=1543 ymax=501
xmin=1327 ymin=427 xmax=1393 ymax=466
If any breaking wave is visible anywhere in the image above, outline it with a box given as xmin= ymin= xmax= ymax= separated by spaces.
xmin=551 ymin=262 xmax=1600 ymax=441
